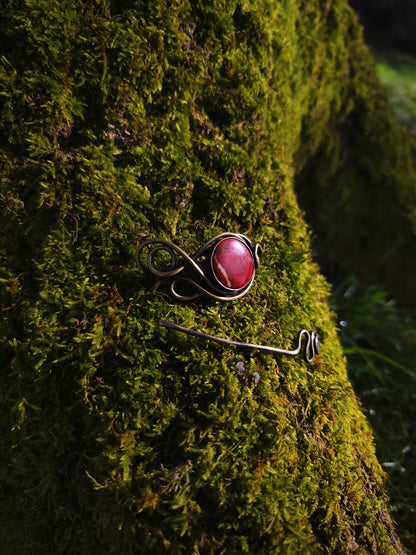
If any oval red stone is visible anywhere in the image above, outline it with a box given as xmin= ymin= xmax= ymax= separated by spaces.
xmin=211 ymin=237 xmax=254 ymax=290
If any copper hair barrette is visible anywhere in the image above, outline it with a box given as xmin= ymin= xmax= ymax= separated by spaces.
xmin=137 ymin=232 xmax=320 ymax=363
xmin=136 ymin=232 xmax=260 ymax=301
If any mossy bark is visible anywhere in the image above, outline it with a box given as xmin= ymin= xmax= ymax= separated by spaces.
xmin=295 ymin=33 xmax=416 ymax=306
xmin=0 ymin=1 xmax=406 ymax=553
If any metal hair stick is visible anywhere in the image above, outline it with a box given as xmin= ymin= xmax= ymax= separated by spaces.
xmin=159 ymin=319 xmax=319 ymax=363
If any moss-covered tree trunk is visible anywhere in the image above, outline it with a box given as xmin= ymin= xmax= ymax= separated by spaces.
xmin=0 ymin=1 xmax=408 ymax=553
xmin=295 ymin=43 xmax=416 ymax=307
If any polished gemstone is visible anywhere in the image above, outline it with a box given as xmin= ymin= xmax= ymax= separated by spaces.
xmin=211 ymin=237 xmax=254 ymax=290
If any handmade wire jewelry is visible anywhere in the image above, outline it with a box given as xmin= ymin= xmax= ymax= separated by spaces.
xmin=159 ymin=319 xmax=320 ymax=363
xmin=136 ymin=233 xmax=260 ymax=301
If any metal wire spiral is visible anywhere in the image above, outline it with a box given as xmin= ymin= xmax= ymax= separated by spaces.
xmin=159 ymin=319 xmax=320 ymax=363
xmin=136 ymin=233 xmax=260 ymax=301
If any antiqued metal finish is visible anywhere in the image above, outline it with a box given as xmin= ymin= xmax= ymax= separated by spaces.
xmin=159 ymin=319 xmax=320 ymax=363
xmin=136 ymin=233 xmax=260 ymax=301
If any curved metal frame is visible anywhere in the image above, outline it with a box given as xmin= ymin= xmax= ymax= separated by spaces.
xmin=136 ymin=233 xmax=260 ymax=301
xmin=159 ymin=319 xmax=320 ymax=363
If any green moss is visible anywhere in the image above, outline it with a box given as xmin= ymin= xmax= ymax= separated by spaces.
xmin=0 ymin=0 xmax=405 ymax=553
xmin=295 ymin=14 xmax=416 ymax=306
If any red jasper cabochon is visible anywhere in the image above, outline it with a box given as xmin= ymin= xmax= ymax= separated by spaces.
xmin=211 ymin=237 xmax=255 ymax=290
